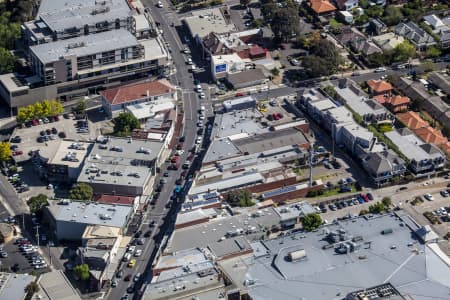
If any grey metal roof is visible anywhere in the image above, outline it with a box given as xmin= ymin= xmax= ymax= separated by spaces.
xmin=210 ymin=109 xmax=267 ymax=140
xmin=246 ymin=214 xmax=450 ymax=300
xmin=165 ymin=207 xmax=281 ymax=254
xmin=0 ymin=273 xmax=35 ymax=300
xmin=30 ymin=29 xmax=138 ymax=64
xmin=394 ymin=21 xmax=437 ymax=47
xmin=203 ymin=138 xmax=242 ymax=163
xmin=207 ymin=236 xmax=252 ymax=259
xmin=385 ymin=130 xmax=443 ymax=162
xmin=38 ymin=270 xmax=81 ymax=300
xmin=38 ymin=0 xmax=130 ymax=32
xmin=233 ymin=128 xmax=308 ymax=155
xmin=188 ymin=172 xmax=264 ymax=195
xmin=47 ymin=200 xmax=132 ymax=228
xmin=77 ymin=137 xmax=163 ymax=187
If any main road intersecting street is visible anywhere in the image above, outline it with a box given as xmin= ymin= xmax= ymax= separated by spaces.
xmin=107 ymin=0 xmax=200 ymax=299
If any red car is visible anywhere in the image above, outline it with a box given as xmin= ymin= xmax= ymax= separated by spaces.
xmin=171 ymin=156 xmax=179 ymax=163
xmin=273 ymin=113 xmax=280 ymax=120
xmin=235 ymin=92 xmax=245 ymax=97
xmin=361 ymin=194 xmax=369 ymax=202
xmin=176 ymin=143 xmax=183 ymax=150
xmin=12 ymin=150 xmax=23 ymax=156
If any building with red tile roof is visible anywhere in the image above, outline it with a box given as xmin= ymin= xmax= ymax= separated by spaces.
xmin=367 ymin=79 xmax=393 ymax=96
xmin=396 ymin=111 xmax=428 ymax=129
xmin=396 ymin=111 xmax=450 ymax=154
xmin=385 ymin=95 xmax=410 ymax=112
xmin=100 ymin=79 xmax=176 ymax=118
xmin=308 ymin=0 xmax=336 ymax=15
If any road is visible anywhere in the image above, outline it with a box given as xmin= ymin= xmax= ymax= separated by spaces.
xmin=106 ymin=0 xmax=199 ymax=299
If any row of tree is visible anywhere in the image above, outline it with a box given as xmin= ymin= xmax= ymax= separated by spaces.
xmin=17 ymin=99 xmax=64 ymax=123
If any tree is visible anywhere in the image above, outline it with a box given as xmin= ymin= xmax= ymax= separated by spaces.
xmin=392 ymin=41 xmax=415 ymax=62
xmin=271 ymin=67 xmax=280 ymax=76
xmin=303 ymin=56 xmax=333 ymax=77
xmin=368 ymin=202 xmax=385 ymax=214
xmin=381 ymin=197 xmax=392 ymax=208
xmin=25 ymin=281 xmax=39 ymax=298
xmin=271 ymin=8 xmax=300 ymax=42
xmin=72 ymin=100 xmax=87 ymax=115
xmin=381 ymin=6 xmax=403 ymax=26
xmin=226 ymin=189 xmax=254 ymax=207
xmin=329 ymin=18 xmax=343 ymax=34
xmin=113 ymin=112 xmax=140 ymax=136
xmin=27 ymin=194 xmax=48 ymax=213
xmin=73 ymin=264 xmax=90 ymax=281
xmin=301 ymin=213 xmax=322 ymax=231
xmin=0 ymin=47 xmax=16 ymax=73
xmin=426 ymin=46 xmax=441 ymax=59
xmin=240 ymin=0 xmax=250 ymax=7
xmin=0 ymin=142 xmax=11 ymax=162
xmin=49 ymin=99 xmax=64 ymax=116
xmin=69 ymin=183 xmax=93 ymax=201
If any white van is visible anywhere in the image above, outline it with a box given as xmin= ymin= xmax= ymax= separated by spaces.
xmin=122 ymin=252 xmax=132 ymax=262
xmin=200 ymin=105 xmax=205 ymax=111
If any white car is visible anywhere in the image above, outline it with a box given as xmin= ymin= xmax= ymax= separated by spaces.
xmin=134 ymin=249 xmax=142 ymax=257
xmin=195 ymin=84 xmax=202 ymax=92
xmin=187 ymin=58 xmax=193 ymax=65
xmin=195 ymin=137 xmax=202 ymax=144
xmin=157 ymin=1 xmax=163 ymax=8
xmin=199 ymin=92 xmax=205 ymax=99
xmin=199 ymin=115 xmax=205 ymax=120
xmin=374 ymin=67 xmax=386 ymax=73
xmin=176 ymin=150 xmax=185 ymax=155
xmin=424 ymin=193 xmax=434 ymax=201
xmin=127 ymin=245 xmax=136 ymax=253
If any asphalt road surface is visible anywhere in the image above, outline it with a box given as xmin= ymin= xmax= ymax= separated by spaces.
xmin=106 ymin=0 xmax=199 ymax=299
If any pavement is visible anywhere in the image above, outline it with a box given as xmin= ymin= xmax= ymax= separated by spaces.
xmin=106 ymin=0 xmax=201 ymax=298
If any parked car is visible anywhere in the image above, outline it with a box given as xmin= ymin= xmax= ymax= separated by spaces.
xmin=366 ymin=193 xmax=374 ymax=201
xmin=440 ymin=190 xmax=449 ymax=197
xmin=424 ymin=193 xmax=434 ymax=201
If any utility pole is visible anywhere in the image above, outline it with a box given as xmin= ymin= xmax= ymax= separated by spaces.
xmin=35 ymin=224 xmax=40 ymax=247
xmin=309 ymin=143 xmax=314 ymax=187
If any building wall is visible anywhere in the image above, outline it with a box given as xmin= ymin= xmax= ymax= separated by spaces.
xmin=174 ymin=217 xmax=209 ymax=229
xmin=246 ymin=177 xmax=297 ymax=193
xmin=56 ymin=220 xmax=89 ymax=241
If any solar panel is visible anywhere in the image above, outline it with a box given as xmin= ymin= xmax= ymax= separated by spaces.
xmin=203 ymin=192 xmax=218 ymax=200
xmin=188 ymin=194 xmax=199 ymax=201
xmin=263 ymin=185 xmax=297 ymax=198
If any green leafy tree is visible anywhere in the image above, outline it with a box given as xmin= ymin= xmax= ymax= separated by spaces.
xmin=382 ymin=197 xmax=392 ymax=208
xmin=368 ymin=202 xmax=385 ymax=214
xmin=271 ymin=8 xmax=300 ymax=42
xmin=329 ymin=18 xmax=343 ymax=34
xmin=113 ymin=112 xmax=140 ymax=136
xmin=301 ymin=213 xmax=322 ymax=231
xmin=0 ymin=47 xmax=16 ymax=73
xmin=381 ymin=6 xmax=403 ymax=26
xmin=323 ymin=86 xmax=337 ymax=99
xmin=365 ymin=5 xmax=384 ymax=18
xmin=426 ymin=46 xmax=441 ymax=58
xmin=73 ymin=264 xmax=90 ymax=281
xmin=271 ymin=67 xmax=280 ymax=76
xmin=69 ymin=183 xmax=93 ymax=201
xmin=392 ymin=41 xmax=415 ymax=62
xmin=48 ymin=99 xmax=64 ymax=116
xmin=0 ymin=142 xmax=12 ymax=162
xmin=303 ymin=56 xmax=332 ymax=77
xmin=226 ymin=189 xmax=254 ymax=207
xmin=27 ymin=194 xmax=49 ymax=213
xmin=25 ymin=281 xmax=40 ymax=298
xmin=72 ymin=100 xmax=87 ymax=115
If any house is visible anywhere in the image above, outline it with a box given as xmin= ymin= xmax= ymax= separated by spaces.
xmin=393 ymin=77 xmax=450 ymax=129
xmin=334 ymin=78 xmax=394 ymax=124
xmin=372 ymin=32 xmax=405 ymax=51
xmin=423 ymin=15 xmax=446 ymax=30
xmin=428 ymin=71 xmax=450 ymax=95
xmin=385 ymin=128 xmax=446 ymax=174
xmin=441 ymin=29 xmax=450 ymax=49
xmin=335 ymin=0 xmax=358 ymax=11
xmin=394 ymin=21 xmax=436 ymax=50
xmin=335 ymin=26 xmax=365 ymax=46
xmin=350 ymin=37 xmax=383 ymax=56
xmin=383 ymin=95 xmax=410 ymax=112
xmin=414 ymin=126 xmax=450 ymax=154
xmin=308 ymin=0 xmax=337 ymax=16
xmin=340 ymin=123 xmax=374 ymax=155
xmin=361 ymin=150 xmax=406 ymax=186
xmin=369 ymin=18 xmax=387 ymax=36
xmin=367 ymin=79 xmax=393 ymax=96
xmin=100 ymin=79 xmax=177 ymax=118
xmin=396 ymin=111 xmax=428 ymax=130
